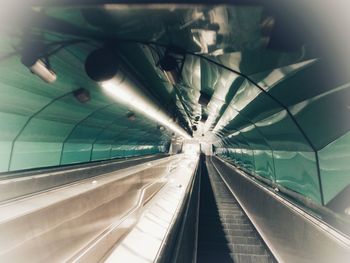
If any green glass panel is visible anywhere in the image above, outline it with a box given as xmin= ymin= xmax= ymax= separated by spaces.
xmin=274 ymin=150 xmax=321 ymax=204
xmin=241 ymin=148 xmax=255 ymax=172
xmin=65 ymin=125 xmax=103 ymax=143
xmin=255 ymin=109 xmax=312 ymax=151
xmin=10 ymin=118 xmax=74 ymax=170
xmin=14 ymin=118 xmax=73 ymax=142
xmin=264 ymin=60 xmax=350 ymax=150
xmin=61 ymin=143 xmax=92 ymax=165
xmin=0 ymin=32 xmax=171 ymax=172
xmin=0 ymin=56 xmax=67 ymax=101
xmin=319 ymin=132 xmax=350 ymax=204
xmin=239 ymin=124 xmax=271 ymax=150
xmin=235 ymin=148 xmax=243 ymax=167
xmin=0 ymin=82 xmax=51 ymax=116
xmin=253 ymin=150 xmax=275 ymax=181
xmin=91 ymin=144 xmax=112 ymax=161
xmin=0 ymin=142 xmax=12 ymax=172
xmin=219 ymin=79 xmax=312 ymax=151
xmin=110 ymin=145 xmax=125 ymax=158
xmin=0 ymin=112 xmax=28 ymax=171
xmin=11 ymin=141 xmax=63 ymax=170
xmin=228 ymin=148 xmax=236 ymax=162
xmin=290 ymin=83 xmax=350 ymax=150
xmin=36 ymin=97 xmax=101 ymax=124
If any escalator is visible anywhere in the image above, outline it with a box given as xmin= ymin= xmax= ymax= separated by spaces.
xmin=197 ymin=156 xmax=276 ymax=263
xmin=1 ymin=2 xmax=350 ymax=262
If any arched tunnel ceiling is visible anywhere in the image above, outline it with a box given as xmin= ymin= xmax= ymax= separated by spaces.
xmin=0 ymin=2 xmax=349 ymax=214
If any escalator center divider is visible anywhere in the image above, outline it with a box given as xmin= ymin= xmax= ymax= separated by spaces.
xmin=155 ymin=155 xmax=201 ymax=263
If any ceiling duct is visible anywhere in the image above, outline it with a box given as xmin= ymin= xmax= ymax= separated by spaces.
xmin=201 ymin=113 xmax=208 ymax=123
xmin=159 ymin=47 xmax=186 ymax=85
xmin=198 ymin=91 xmax=211 ymax=107
xmin=85 ymin=48 xmax=191 ymax=139
xmin=159 ymin=54 xmax=180 ymax=85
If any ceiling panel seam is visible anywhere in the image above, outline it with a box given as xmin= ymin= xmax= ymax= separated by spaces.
xmin=7 ymin=91 xmax=72 ymax=171
xmin=59 ymin=103 xmax=116 ymax=165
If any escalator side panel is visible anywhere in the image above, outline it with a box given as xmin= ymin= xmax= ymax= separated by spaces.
xmin=212 ymin=156 xmax=350 ymax=263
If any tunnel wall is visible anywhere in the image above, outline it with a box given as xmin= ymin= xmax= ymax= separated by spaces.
xmin=0 ymin=42 xmax=170 ymax=173
xmin=214 ymin=60 xmax=350 ymax=211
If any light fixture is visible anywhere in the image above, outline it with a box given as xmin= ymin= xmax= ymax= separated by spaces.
xmin=21 ymin=42 xmax=57 ymax=83
xmin=192 ymin=29 xmax=217 ymax=46
xmin=191 ymin=24 xmax=220 ymax=53
xmin=261 ymin=16 xmax=275 ymax=34
xmin=198 ymin=91 xmax=211 ymax=107
xmin=21 ymin=57 xmax=56 ymax=83
xmin=201 ymin=113 xmax=208 ymax=123
xmin=159 ymin=54 xmax=180 ymax=85
xmin=85 ymin=48 xmax=191 ymax=140
xmin=158 ymin=47 xmax=185 ymax=86
xmin=73 ymin=88 xmax=90 ymax=103
xmin=126 ymin=111 xmax=136 ymax=121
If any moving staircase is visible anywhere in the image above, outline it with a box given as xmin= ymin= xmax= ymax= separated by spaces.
xmin=196 ymin=157 xmax=276 ymax=263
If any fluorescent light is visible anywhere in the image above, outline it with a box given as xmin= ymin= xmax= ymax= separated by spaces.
xmin=26 ymin=59 xmax=57 ymax=83
xmin=159 ymin=55 xmax=180 ymax=85
xmin=200 ymin=30 xmax=217 ymax=46
xmin=101 ymin=79 xmax=133 ymax=103
xmin=192 ymin=29 xmax=217 ymax=46
xmin=101 ymin=77 xmax=191 ymax=139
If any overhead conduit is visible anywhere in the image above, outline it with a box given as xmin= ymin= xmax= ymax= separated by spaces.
xmin=84 ymin=48 xmax=191 ymax=140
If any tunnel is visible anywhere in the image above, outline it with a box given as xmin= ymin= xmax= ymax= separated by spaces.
xmin=0 ymin=1 xmax=349 ymax=262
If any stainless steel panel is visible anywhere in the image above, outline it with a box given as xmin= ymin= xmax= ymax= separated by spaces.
xmin=0 ymin=155 xmax=180 ymax=262
xmin=0 ymin=154 xmax=166 ymax=202
xmin=211 ymin=156 xmax=350 ymax=263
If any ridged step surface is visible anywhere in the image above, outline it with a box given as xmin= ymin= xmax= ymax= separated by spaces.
xmin=196 ymin=157 xmax=276 ymax=263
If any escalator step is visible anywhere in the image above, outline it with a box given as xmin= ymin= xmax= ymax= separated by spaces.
xmin=229 ymin=244 xmax=267 ymax=255
xmin=197 ymin=252 xmax=274 ymax=263
xmin=229 ymin=236 xmax=262 ymax=245
xmin=201 ymin=222 xmax=251 ymax=230
xmin=198 ymin=242 xmax=267 ymax=255
xmin=222 ymin=224 xmax=252 ymax=231
xmin=231 ymin=253 xmax=275 ymax=263
xmin=222 ymin=219 xmax=250 ymax=224
xmin=227 ymin=233 xmax=258 ymax=239
xmin=218 ymin=209 xmax=243 ymax=213
xmin=197 ymin=252 xmax=234 ymax=263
